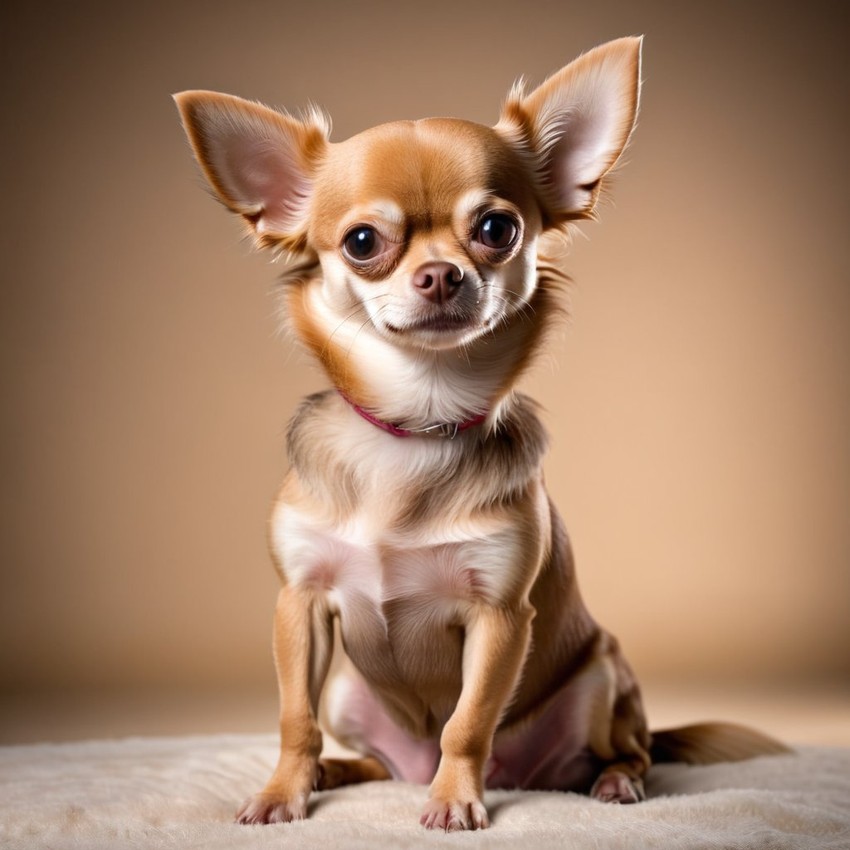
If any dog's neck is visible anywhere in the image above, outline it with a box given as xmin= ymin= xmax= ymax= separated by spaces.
xmin=339 ymin=389 xmax=488 ymax=438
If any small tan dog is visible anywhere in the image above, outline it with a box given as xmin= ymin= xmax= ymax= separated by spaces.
xmin=176 ymin=37 xmax=787 ymax=831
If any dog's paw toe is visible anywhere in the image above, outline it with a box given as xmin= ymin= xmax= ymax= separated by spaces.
xmin=590 ymin=771 xmax=644 ymax=804
xmin=235 ymin=791 xmax=307 ymax=825
xmin=420 ymin=797 xmax=489 ymax=831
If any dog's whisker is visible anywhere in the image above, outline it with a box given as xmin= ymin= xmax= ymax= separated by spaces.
xmin=327 ymin=294 xmax=389 ymax=345
xmin=343 ymin=303 xmax=390 ymax=366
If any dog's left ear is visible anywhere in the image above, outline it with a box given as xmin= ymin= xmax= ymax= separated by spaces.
xmin=497 ymin=36 xmax=642 ymax=223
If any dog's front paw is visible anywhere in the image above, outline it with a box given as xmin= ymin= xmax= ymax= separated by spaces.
xmin=235 ymin=790 xmax=308 ymax=825
xmin=419 ymin=796 xmax=490 ymax=831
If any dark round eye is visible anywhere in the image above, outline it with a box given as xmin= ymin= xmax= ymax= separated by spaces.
xmin=343 ymin=226 xmax=383 ymax=262
xmin=476 ymin=213 xmax=518 ymax=250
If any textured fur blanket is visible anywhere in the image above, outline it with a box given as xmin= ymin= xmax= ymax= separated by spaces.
xmin=2 ymin=734 xmax=848 ymax=849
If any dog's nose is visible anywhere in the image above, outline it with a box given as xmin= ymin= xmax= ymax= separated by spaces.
xmin=412 ymin=262 xmax=464 ymax=304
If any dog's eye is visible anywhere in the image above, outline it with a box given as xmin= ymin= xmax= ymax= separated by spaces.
xmin=343 ymin=226 xmax=383 ymax=262
xmin=475 ymin=213 xmax=519 ymax=251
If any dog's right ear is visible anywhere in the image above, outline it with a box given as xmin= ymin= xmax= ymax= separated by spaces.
xmin=174 ymin=91 xmax=329 ymax=252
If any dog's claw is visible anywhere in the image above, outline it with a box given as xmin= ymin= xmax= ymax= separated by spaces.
xmin=235 ymin=791 xmax=307 ymax=825
xmin=420 ymin=797 xmax=490 ymax=831
xmin=590 ymin=771 xmax=644 ymax=804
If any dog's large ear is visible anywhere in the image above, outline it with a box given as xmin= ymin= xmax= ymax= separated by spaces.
xmin=496 ymin=36 xmax=642 ymax=223
xmin=174 ymin=91 xmax=329 ymax=251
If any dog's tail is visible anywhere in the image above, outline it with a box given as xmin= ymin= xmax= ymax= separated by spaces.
xmin=649 ymin=722 xmax=792 ymax=765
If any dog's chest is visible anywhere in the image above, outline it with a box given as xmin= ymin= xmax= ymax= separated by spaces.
xmin=274 ymin=505 xmax=518 ymax=615
xmin=272 ymin=504 xmax=520 ymax=705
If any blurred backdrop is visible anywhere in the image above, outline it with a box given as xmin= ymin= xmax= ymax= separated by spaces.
xmin=1 ymin=1 xmax=848 ymax=740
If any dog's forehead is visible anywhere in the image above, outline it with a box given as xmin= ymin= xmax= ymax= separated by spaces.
xmin=310 ymin=118 xmax=532 ymax=242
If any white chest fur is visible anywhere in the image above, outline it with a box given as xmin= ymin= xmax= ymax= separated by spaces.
xmin=271 ymin=504 xmax=524 ymax=618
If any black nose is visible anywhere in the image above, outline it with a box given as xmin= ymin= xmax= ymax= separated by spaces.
xmin=412 ymin=262 xmax=464 ymax=304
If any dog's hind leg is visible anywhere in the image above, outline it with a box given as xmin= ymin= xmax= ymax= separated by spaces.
xmin=583 ymin=634 xmax=652 ymax=804
xmin=316 ymin=756 xmax=391 ymax=790
xmin=590 ymin=757 xmax=647 ymax=803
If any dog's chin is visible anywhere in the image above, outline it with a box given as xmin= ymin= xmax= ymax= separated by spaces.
xmin=381 ymin=314 xmax=491 ymax=350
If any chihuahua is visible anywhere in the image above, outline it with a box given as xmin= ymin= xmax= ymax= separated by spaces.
xmin=175 ymin=37 xmax=787 ymax=831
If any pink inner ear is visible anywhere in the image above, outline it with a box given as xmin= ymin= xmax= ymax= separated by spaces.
xmin=544 ymin=100 xmax=621 ymax=212
xmin=547 ymin=113 xmax=617 ymax=211
xmin=512 ymin=38 xmax=641 ymax=218
xmin=218 ymin=134 xmax=312 ymax=235
xmin=197 ymin=124 xmax=310 ymax=234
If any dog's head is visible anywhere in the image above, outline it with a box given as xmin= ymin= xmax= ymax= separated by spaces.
xmin=176 ymin=38 xmax=641 ymax=415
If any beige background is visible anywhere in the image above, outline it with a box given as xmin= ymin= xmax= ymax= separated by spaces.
xmin=1 ymin=0 xmax=848 ymax=731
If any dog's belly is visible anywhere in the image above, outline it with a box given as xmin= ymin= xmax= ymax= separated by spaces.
xmin=324 ymin=660 xmax=599 ymax=791
xmin=488 ymin=683 xmax=601 ymax=791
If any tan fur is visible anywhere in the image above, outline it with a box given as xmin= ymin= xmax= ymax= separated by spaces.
xmin=284 ymin=279 xmax=370 ymax=402
xmin=317 ymin=756 xmax=391 ymax=789
xmin=176 ymin=36 xmax=788 ymax=833
xmin=650 ymin=722 xmax=791 ymax=766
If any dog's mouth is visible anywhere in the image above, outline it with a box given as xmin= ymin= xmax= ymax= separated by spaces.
xmin=384 ymin=314 xmax=478 ymax=335
xmin=382 ymin=291 xmax=490 ymax=339
xmin=369 ymin=277 xmax=504 ymax=348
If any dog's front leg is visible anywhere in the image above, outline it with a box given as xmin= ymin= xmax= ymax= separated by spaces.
xmin=236 ymin=583 xmax=333 ymax=824
xmin=420 ymin=602 xmax=533 ymax=831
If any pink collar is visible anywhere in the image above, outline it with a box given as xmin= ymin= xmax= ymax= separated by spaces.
xmin=339 ymin=391 xmax=487 ymax=439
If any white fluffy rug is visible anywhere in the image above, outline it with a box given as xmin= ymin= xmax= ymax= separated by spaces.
xmin=1 ymin=734 xmax=848 ymax=849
